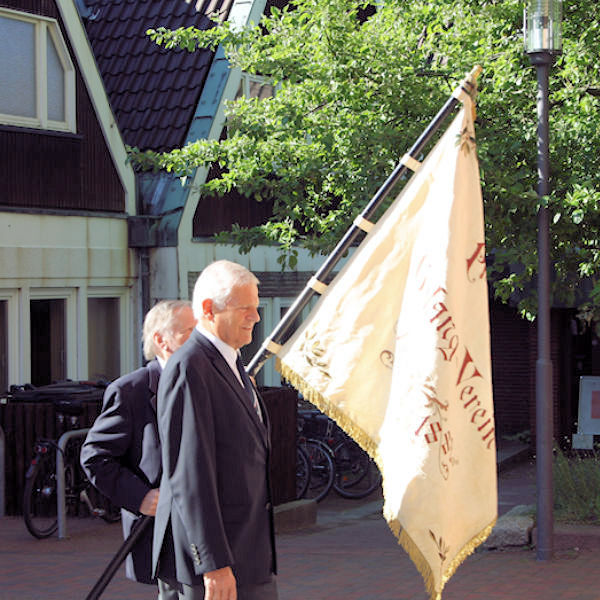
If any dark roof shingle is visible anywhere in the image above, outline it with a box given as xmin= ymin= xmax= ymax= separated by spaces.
xmin=84 ymin=0 xmax=235 ymax=152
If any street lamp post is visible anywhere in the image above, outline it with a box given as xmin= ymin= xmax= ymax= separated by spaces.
xmin=524 ymin=0 xmax=563 ymax=562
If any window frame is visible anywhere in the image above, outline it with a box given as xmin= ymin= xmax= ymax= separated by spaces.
xmin=86 ymin=287 xmax=132 ymax=378
xmin=0 ymin=290 xmax=19 ymax=391
xmin=23 ymin=287 xmax=78 ymax=381
xmin=0 ymin=7 xmax=76 ymax=133
xmin=236 ymin=72 xmax=276 ymax=100
xmin=28 ymin=288 xmax=77 ymax=383
xmin=251 ymin=296 xmax=318 ymax=388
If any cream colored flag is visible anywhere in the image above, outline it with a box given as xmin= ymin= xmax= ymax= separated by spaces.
xmin=277 ymin=92 xmax=496 ymax=600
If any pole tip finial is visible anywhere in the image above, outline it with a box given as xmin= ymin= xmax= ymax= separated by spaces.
xmin=460 ymin=65 xmax=483 ymax=94
xmin=470 ymin=65 xmax=483 ymax=80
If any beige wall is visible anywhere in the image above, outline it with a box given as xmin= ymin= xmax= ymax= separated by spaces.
xmin=0 ymin=211 xmax=138 ymax=387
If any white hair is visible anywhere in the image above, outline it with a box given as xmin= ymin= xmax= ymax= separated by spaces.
xmin=192 ymin=260 xmax=259 ymax=318
xmin=142 ymin=299 xmax=192 ymax=360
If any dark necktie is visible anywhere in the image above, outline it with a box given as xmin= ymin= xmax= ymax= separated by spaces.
xmin=236 ymin=355 xmax=262 ymax=421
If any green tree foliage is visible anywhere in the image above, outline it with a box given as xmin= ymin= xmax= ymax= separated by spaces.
xmin=134 ymin=0 xmax=600 ymax=323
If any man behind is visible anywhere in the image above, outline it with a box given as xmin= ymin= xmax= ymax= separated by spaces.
xmin=153 ymin=260 xmax=278 ymax=600
xmin=81 ymin=300 xmax=196 ymax=598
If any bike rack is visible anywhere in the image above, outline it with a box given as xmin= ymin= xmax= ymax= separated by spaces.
xmin=0 ymin=425 xmax=5 ymax=517
xmin=56 ymin=428 xmax=90 ymax=539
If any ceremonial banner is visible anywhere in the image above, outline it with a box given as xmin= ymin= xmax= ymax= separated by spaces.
xmin=276 ymin=93 xmax=496 ymax=600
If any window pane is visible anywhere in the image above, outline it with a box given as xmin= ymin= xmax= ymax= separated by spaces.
xmin=248 ymin=80 xmax=274 ymax=99
xmin=87 ymin=298 xmax=120 ymax=383
xmin=0 ymin=300 xmax=7 ymax=392
xmin=47 ymin=31 xmax=65 ymax=121
xmin=235 ymin=80 xmax=244 ymax=100
xmin=0 ymin=16 xmax=36 ymax=118
xmin=30 ymin=299 xmax=66 ymax=386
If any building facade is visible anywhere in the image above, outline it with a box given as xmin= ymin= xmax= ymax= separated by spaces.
xmin=0 ymin=0 xmax=138 ymax=390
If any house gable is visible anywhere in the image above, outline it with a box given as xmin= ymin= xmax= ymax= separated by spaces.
xmin=83 ymin=0 xmax=223 ymax=153
xmin=0 ymin=0 xmax=135 ymax=214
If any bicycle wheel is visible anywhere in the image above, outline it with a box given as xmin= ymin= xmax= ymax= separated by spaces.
xmin=333 ymin=438 xmax=382 ymax=499
xmin=23 ymin=450 xmax=58 ymax=538
xmin=300 ymin=439 xmax=335 ymax=502
xmin=296 ymin=445 xmax=310 ymax=499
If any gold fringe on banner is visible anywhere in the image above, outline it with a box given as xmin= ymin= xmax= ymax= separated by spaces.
xmin=275 ymin=83 xmax=494 ymax=600
xmin=387 ymin=515 xmax=496 ymax=600
xmin=277 ymin=357 xmax=496 ymax=600
xmin=276 ymin=358 xmax=379 ymax=461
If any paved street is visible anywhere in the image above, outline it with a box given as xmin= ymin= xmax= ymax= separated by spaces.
xmin=2 ymin=457 xmax=600 ymax=600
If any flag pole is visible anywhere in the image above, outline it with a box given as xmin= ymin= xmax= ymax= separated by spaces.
xmin=84 ymin=515 xmax=152 ymax=600
xmin=247 ymin=65 xmax=482 ymax=377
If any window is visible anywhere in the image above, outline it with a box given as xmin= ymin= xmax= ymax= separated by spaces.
xmin=238 ymin=296 xmax=319 ymax=388
xmin=30 ymin=299 xmax=66 ymax=386
xmin=87 ymin=298 xmax=121 ymax=383
xmin=235 ymin=73 xmax=275 ymax=100
xmin=0 ymin=8 xmax=75 ymax=132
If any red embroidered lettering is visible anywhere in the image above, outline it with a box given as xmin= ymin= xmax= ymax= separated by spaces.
xmin=466 ymin=242 xmax=486 ymax=282
xmin=456 ymin=348 xmax=483 ymax=386
xmin=425 ymin=421 xmax=442 ymax=444
xmin=470 ymin=408 xmax=487 ymax=424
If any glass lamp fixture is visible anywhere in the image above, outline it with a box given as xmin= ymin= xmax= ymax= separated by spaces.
xmin=524 ymin=0 xmax=563 ymax=54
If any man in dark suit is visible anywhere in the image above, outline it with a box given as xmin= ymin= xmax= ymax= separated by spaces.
xmin=81 ymin=300 xmax=196 ymax=599
xmin=153 ymin=260 xmax=278 ymax=600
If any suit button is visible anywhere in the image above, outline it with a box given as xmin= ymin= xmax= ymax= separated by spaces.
xmin=265 ymin=502 xmax=272 ymax=511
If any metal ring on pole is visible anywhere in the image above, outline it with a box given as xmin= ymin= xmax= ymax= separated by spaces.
xmin=263 ymin=339 xmax=283 ymax=355
xmin=308 ymin=276 xmax=328 ymax=295
xmin=56 ymin=427 xmax=90 ymax=539
xmin=454 ymin=65 xmax=482 ymax=104
xmin=246 ymin=66 xmax=482 ymax=378
xmin=400 ymin=153 xmax=422 ymax=173
xmin=451 ymin=86 xmax=470 ymax=103
xmin=353 ymin=216 xmax=375 ymax=233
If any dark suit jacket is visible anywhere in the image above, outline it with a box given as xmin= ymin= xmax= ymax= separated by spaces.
xmin=152 ymin=330 xmax=276 ymax=587
xmin=80 ymin=359 xmax=162 ymax=584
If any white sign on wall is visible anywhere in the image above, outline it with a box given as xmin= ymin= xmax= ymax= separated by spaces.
xmin=573 ymin=376 xmax=600 ymax=449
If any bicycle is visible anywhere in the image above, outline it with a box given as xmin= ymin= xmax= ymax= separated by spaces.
xmin=331 ymin=430 xmax=382 ymax=499
xmin=296 ymin=444 xmax=311 ymax=500
xmin=296 ymin=436 xmax=335 ymax=503
xmin=297 ymin=407 xmax=382 ymax=501
xmin=23 ymin=397 xmax=120 ymax=539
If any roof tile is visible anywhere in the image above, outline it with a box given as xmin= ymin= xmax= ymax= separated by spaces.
xmin=84 ymin=0 xmax=228 ymax=151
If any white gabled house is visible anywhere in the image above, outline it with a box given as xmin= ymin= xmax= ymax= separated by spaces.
xmin=0 ymin=0 xmax=139 ymax=390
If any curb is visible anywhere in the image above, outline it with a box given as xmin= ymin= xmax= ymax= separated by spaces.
xmin=533 ymin=523 xmax=600 ymax=551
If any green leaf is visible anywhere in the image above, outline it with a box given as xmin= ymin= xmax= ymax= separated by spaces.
xmin=129 ymin=0 xmax=600 ymax=323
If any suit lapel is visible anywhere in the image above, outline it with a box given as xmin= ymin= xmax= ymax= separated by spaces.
xmin=195 ymin=332 xmax=268 ymax=444
xmin=147 ymin=359 xmax=161 ymax=414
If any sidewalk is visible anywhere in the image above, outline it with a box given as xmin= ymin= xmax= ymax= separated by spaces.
xmin=1 ymin=446 xmax=600 ymax=600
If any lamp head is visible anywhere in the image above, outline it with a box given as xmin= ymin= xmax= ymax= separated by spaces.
xmin=524 ymin=0 xmax=563 ymax=55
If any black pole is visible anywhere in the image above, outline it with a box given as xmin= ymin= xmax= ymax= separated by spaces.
xmin=85 ymin=515 xmax=153 ymax=600
xmin=248 ymin=66 xmax=482 ymax=377
xmin=530 ymin=51 xmax=554 ymax=561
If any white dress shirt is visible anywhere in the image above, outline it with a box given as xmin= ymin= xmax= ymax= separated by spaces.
xmin=196 ymin=326 xmax=262 ymax=421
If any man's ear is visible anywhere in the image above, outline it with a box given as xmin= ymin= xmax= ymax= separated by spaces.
xmin=202 ymin=298 xmax=214 ymax=320
xmin=153 ymin=331 xmax=165 ymax=352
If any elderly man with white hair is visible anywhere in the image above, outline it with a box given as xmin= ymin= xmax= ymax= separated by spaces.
xmin=81 ymin=299 xmax=196 ymax=599
xmin=153 ymin=260 xmax=278 ymax=600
